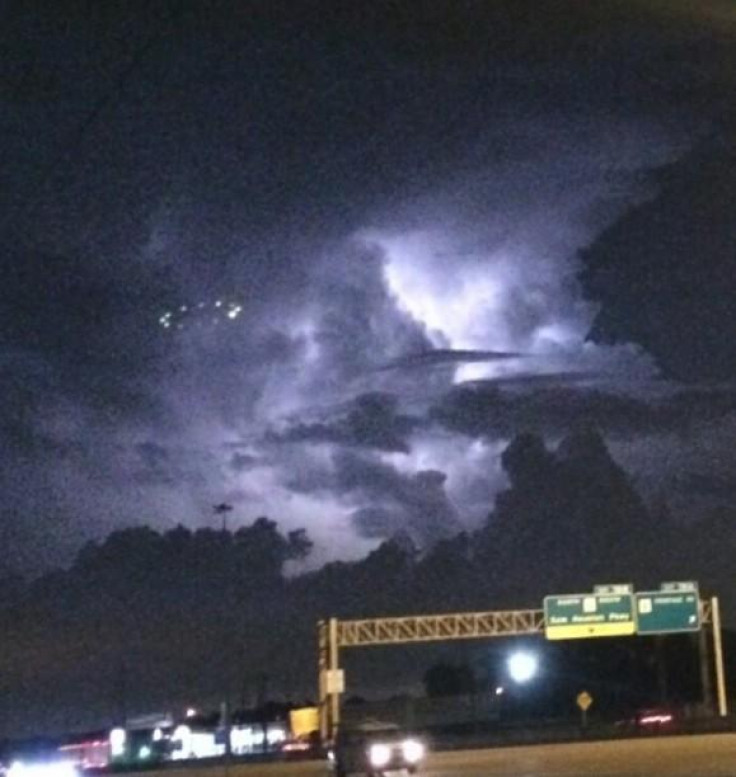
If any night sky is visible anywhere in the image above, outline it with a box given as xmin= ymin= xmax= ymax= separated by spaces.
xmin=2 ymin=1 xmax=736 ymax=577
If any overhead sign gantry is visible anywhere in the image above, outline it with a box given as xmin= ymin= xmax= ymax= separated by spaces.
xmin=317 ymin=583 xmax=725 ymax=741
xmin=317 ymin=608 xmax=544 ymax=740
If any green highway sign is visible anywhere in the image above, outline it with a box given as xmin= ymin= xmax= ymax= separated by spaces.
xmin=635 ymin=588 xmax=700 ymax=635
xmin=544 ymin=592 xmax=636 ymax=640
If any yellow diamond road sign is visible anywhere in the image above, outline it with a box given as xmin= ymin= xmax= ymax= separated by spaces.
xmin=577 ymin=691 xmax=593 ymax=712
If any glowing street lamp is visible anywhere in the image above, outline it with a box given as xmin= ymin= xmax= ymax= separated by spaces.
xmin=507 ymin=651 xmax=538 ymax=684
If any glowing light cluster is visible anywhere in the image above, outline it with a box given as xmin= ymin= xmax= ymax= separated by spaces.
xmin=109 ymin=728 xmax=126 ymax=758
xmin=8 ymin=762 xmax=77 ymax=777
xmin=171 ymin=725 xmax=225 ymax=760
xmin=158 ymin=300 xmax=243 ymax=330
xmin=230 ymin=725 xmax=285 ymax=753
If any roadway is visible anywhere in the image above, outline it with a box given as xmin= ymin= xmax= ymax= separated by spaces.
xmin=142 ymin=734 xmax=736 ymax=777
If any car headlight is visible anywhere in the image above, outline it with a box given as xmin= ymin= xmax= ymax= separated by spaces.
xmin=369 ymin=744 xmax=392 ymax=767
xmin=402 ymin=739 xmax=425 ymax=763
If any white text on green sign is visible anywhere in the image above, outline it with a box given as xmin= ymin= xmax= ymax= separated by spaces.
xmin=636 ymin=591 xmax=700 ymax=634
xmin=544 ymin=593 xmax=635 ymax=640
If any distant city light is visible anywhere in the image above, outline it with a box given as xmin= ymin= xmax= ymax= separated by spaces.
xmin=507 ymin=651 xmax=538 ymax=683
xmin=109 ymin=728 xmax=127 ymax=758
xmin=172 ymin=725 xmax=193 ymax=759
xmin=9 ymin=762 xmax=77 ymax=777
xmin=266 ymin=727 xmax=286 ymax=745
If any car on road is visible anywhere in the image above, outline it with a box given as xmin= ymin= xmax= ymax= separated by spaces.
xmin=634 ymin=708 xmax=675 ymax=728
xmin=615 ymin=707 xmax=675 ymax=732
xmin=328 ymin=721 xmax=426 ymax=777
xmin=279 ymin=732 xmax=323 ymax=759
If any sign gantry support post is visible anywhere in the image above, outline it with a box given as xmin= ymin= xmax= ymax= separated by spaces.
xmin=317 ymin=620 xmax=328 ymax=743
xmin=698 ymin=600 xmax=714 ymax=714
xmin=317 ymin=618 xmax=344 ymax=743
xmin=328 ymin=617 xmax=341 ymax=740
xmin=711 ymin=596 xmax=728 ymax=717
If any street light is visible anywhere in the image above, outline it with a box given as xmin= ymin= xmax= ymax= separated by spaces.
xmin=507 ymin=651 xmax=538 ymax=684
xmin=213 ymin=503 xmax=233 ymax=532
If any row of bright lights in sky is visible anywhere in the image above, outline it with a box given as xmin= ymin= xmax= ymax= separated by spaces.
xmin=158 ymin=300 xmax=243 ymax=329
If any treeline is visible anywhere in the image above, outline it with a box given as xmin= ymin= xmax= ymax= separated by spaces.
xmin=1 ymin=428 xmax=735 ymax=734
xmin=4 ymin=428 xmax=731 ymax=613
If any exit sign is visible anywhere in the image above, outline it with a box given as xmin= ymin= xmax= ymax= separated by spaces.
xmin=636 ymin=585 xmax=700 ymax=635
xmin=544 ymin=593 xmax=635 ymax=640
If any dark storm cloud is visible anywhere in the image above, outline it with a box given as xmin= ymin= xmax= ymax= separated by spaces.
xmin=134 ymin=441 xmax=171 ymax=475
xmin=0 ymin=242 xmax=183 ymax=572
xmin=0 ymin=247 xmax=169 ymax=412
xmin=460 ymin=371 xmax=601 ymax=389
xmin=379 ymin=349 xmax=524 ymax=371
xmin=348 ymin=506 xmax=402 ymax=540
xmin=0 ymin=0 xmax=733 ymax=579
xmin=267 ymin=392 xmax=419 ymax=453
xmin=130 ymin=441 xmax=202 ymax=488
xmin=333 ymin=450 xmax=460 ymax=546
xmin=430 ymin=383 xmax=736 ymax=441
xmin=574 ymin=0 xmax=736 ymax=387
xmin=310 ymin=242 xmax=433 ymax=382
xmin=580 ymin=127 xmax=736 ymax=382
xmin=229 ymin=452 xmax=258 ymax=472
xmin=673 ymin=471 xmax=736 ymax=502
xmin=281 ymin=447 xmax=460 ymax=546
